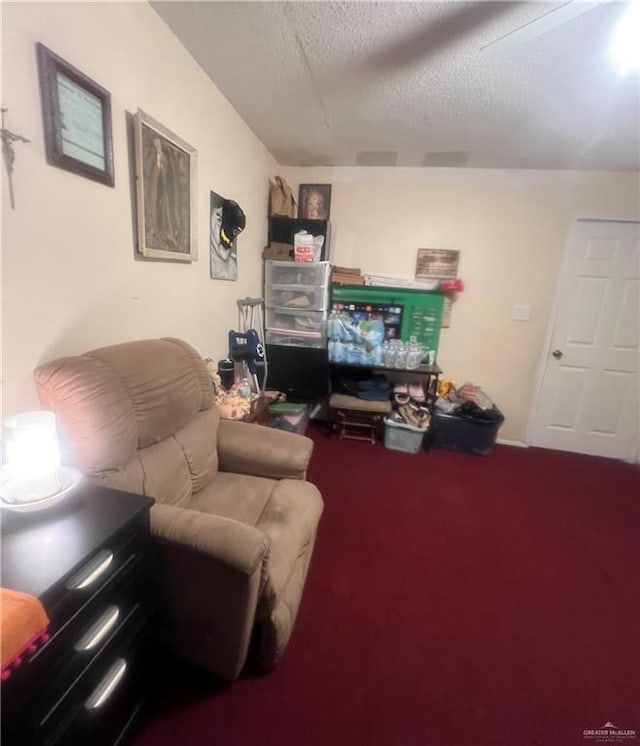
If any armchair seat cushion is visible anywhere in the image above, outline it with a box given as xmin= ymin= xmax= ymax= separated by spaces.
xmin=191 ymin=472 xmax=276 ymax=526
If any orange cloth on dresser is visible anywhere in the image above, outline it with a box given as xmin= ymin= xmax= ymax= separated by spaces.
xmin=1 ymin=588 xmax=49 ymax=668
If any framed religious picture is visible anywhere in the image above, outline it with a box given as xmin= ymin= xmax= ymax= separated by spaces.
xmin=134 ymin=109 xmax=197 ymax=261
xmin=298 ymin=183 xmax=331 ymax=220
xmin=36 ymin=43 xmax=114 ymax=187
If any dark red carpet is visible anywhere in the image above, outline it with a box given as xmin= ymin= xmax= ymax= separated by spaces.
xmin=135 ymin=427 xmax=640 ymax=746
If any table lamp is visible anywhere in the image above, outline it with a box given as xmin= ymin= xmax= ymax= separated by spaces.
xmin=1 ymin=410 xmax=81 ymax=509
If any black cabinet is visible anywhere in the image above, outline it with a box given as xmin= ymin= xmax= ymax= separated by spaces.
xmin=1 ymin=487 xmax=155 ymax=746
xmin=268 ymin=216 xmax=331 ymax=260
xmin=266 ymin=344 xmax=330 ymax=401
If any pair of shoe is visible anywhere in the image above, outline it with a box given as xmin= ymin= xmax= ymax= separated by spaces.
xmin=295 ymin=316 xmax=321 ymax=330
xmin=281 ymin=292 xmax=311 ymax=308
xmin=398 ymin=403 xmax=430 ymax=430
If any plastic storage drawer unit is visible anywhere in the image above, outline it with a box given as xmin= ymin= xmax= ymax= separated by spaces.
xmin=431 ymin=409 xmax=504 ymax=456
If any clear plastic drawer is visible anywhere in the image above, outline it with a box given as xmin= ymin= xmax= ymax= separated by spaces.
xmin=266 ymin=308 xmax=328 ymax=335
xmin=265 ymin=261 xmax=331 ymax=287
xmin=266 ymin=330 xmax=326 ymax=349
xmin=265 ymin=283 xmax=329 ymax=312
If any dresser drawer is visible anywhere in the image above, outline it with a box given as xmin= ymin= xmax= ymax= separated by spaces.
xmin=48 ymin=519 xmax=149 ymax=631
xmin=41 ymin=603 xmax=153 ymax=746
xmin=34 ymin=560 xmax=153 ymax=724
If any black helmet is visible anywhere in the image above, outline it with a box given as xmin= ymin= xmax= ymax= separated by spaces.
xmin=220 ymin=200 xmax=246 ymax=249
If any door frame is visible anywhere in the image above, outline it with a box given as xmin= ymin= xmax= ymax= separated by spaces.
xmin=526 ymin=216 xmax=640 ymax=462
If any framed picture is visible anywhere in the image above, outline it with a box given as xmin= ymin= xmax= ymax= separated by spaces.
xmin=415 ymin=249 xmax=461 ymax=328
xmin=298 ymin=183 xmax=332 ymax=220
xmin=134 ymin=109 xmax=197 ymax=261
xmin=415 ymin=249 xmax=460 ymax=281
xmin=36 ymin=43 xmax=114 ymax=187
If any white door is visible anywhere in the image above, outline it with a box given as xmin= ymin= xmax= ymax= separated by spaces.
xmin=529 ymin=220 xmax=639 ymax=460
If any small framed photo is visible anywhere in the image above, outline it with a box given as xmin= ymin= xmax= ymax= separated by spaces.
xmin=36 ymin=43 xmax=114 ymax=187
xmin=134 ymin=109 xmax=197 ymax=262
xmin=298 ymin=183 xmax=332 ymax=220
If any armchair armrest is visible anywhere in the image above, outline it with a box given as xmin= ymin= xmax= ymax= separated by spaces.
xmin=150 ymin=503 xmax=269 ymax=575
xmin=217 ymin=420 xmax=313 ymax=480
xmin=149 ymin=503 xmax=270 ymax=680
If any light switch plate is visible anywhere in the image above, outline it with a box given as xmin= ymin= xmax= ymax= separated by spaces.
xmin=512 ymin=304 xmax=530 ymax=321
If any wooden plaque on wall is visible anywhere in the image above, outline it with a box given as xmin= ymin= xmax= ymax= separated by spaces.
xmin=415 ymin=249 xmax=460 ymax=329
xmin=415 ymin=249 xmax=460 ymax=281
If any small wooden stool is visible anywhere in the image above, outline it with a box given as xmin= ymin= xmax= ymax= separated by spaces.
xmin=329 ymin=393 xmax=392 ymax=444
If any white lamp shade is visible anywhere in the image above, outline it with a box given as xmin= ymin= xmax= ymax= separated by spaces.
xmin=4 ymin=411 xmax=61 ymax=501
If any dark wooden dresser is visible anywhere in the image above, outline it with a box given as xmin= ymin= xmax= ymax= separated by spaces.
xmin=1 ymin=486 xmax=155 ymax=746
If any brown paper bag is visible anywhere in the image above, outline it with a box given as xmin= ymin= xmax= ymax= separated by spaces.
xmin=262 ymin=242 xmax=294 ymax=261
xmin=268 ymin=176 xmax=297 ymax=218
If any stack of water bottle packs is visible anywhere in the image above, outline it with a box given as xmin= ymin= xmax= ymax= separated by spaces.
xmin=328 ymin=310 xmax=428 ymax=368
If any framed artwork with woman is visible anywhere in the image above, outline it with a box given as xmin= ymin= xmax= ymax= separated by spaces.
xmin=134 ymin=109 xmax=197 ymax=261
xmin=298 ymin=184 xmax=331 ymax=220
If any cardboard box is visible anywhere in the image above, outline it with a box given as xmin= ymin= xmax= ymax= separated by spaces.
xmin=262 ymin=242 xmax=294 ymax=261
xmin=332 ymin=266 xmax=365 ymax=285
xmin=332 ymin=273 xmax=366 ymax=285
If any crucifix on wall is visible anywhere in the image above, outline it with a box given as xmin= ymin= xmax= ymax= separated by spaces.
xmin=1 ymin=108 xmax=30 ymax=210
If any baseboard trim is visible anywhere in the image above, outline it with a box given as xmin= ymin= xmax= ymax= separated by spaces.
xmin=496 ymin=438 xmax=529 ymax=448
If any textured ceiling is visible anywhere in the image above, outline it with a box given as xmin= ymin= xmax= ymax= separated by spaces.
xmin=152 ymin=1 xmax=640 ymax=170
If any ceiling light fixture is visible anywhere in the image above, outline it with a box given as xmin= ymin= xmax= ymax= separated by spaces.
xmin=610 ymin=1 xmax=640 ymax=75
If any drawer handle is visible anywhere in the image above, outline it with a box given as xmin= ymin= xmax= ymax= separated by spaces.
xmin=74 ymin=606 xmax=120 ymax=652
xmin=84 ymin=658 xmax=127 ymax=711
xmin=66 ymin=550 xmax=114 ymax=591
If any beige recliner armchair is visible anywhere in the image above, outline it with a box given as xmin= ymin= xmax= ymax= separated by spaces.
xmin=34 ymin=338 xmax=323 ymax=680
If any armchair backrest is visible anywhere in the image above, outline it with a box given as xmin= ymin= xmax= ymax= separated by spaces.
xmin=34 ymin=338 xmax=219 ymax=505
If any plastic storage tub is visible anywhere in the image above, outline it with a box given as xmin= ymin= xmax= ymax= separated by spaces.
xmin=268 ymin=402 xmax=309 ymax=434
xmin=431 ymin=409 xmax=504 ymax=456
xmin=383 ymin=418 xmax=426 ymax=454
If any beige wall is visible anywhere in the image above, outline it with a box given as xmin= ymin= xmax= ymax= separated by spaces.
xmin=2 ymin=2 xmax=276 ymax=415
xmin=281 ymin=167 xmax=639 ymax=441
xmin=2 ymin=3 xmax=637 ymax=442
